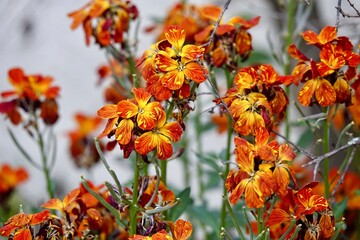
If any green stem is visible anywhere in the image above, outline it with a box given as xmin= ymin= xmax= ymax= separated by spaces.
xmin=284 ymin=0 xmax=296 ymax=140
xmin=129 ymin=153 xmax=140 ymax=235
xmin=34 ymin=123 xmax=54 ymax=199
xmin=223 ymin=196 xmax=245 ymax=240
xmin=323 ymin=107 xmax=330 ymax=198
xmin=94 ymin=138 xmax=123 ymax=196
xmin=195 ymin=100 xmax=205 ymax=201
xmin=81 ymin=177 xmax=127 ymax=227
xmin=220 ymin=115 xmax=233 ymax=233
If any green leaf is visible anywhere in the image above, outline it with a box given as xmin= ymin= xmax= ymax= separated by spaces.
xmin=204 ymin=170 xmax=222 ymax=189
xmin=195 ymin=151 xmax=222 ymax=173
xmin=296 ymin=128 xmax=314 ymax=149
xmin=168 ymin=187 xmax=193 ymax=221
xmin=188 ymin=205 xmax=220 ymax=237
xmin=333 ymin=197 xmax=347 ymax=221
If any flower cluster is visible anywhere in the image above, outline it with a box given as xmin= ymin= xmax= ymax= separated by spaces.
xmin=289 ymin=26 xmax=360 ymax=107
xmin=0 ymin=68 xmax=60 ymax=125
xmin=97 ymin=87 xmax=183 ymax=160
xmin=266 ymin=183 xmax=334 ymax=239
xmin=68 ymin=0 xmax=138 ymax=46
xmin=195 ymin=15 xmax=260 ymax=69
xmin=226 ymin=127 xmax=296 ymax=208
xmin=215 ymin=64 xmax=293 ymax=136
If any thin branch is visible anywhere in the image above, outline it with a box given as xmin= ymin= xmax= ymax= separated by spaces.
xmin=272 ymin=130 xmax=316 ymax=159
xmin=201 ymin=0 xmax=232 ymax=47
xmin=347 ymin=0 xmax=360 ymax=16
xmin=336 ymin=0 xmax=342 ymax=29
xmin=330 ymin=147 xmax=357 ymax=199
xmin=302 ymin=137 xmax=360 ymax=180
xmin=335 ymin=0 xmax=360 ymax=23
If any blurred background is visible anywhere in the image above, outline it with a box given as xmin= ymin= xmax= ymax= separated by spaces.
xmin=0 ymin=0 xmax=356 ymax=207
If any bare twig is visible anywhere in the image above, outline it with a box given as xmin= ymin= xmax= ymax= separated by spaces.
xmin=302 ymin=137 xmax=360 ymax=180
xmin=272 ymin=130 xmax=316 ymax=159
xmin=336 ymin=0 xmax=342 ymax=29
xmin=330 ymin=147 xmax=357 ymax=199
xmin=201 ymin=0 xmax=232 ymax=47
xmin=347 ymin=0 xmax=360 ymax=16
xmin=335 ymin=0 xmax=360 ymax=27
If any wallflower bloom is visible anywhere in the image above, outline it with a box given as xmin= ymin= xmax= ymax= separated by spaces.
xmin=97 ymin=88 xmax=162 ymax=147
xmin=155 ymin=26 xmax=207 ymax=90
xmin=195 ymin=15 xmax=260 ymax=68
xmin=135 ymin=110 xmax=183 ymax=160
xmin=0 ymin=210 xmax=50 ymax=240
xmin=0 ymin=164 xmax=28 ymax=202
xmin=0 ymin=68 xmax=60 ymax=125
xmin=140 ymin=25 xmax=208 ymax=101
xmin=228 ymin=92 xmax=272 ymax=136
xmin=226 ymin=137 xmax=275 ymax=208
xmin=289 ymin=26 xmax=360 ymax=107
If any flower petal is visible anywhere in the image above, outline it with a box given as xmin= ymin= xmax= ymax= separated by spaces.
xmin=165 ymin=25 xmax=185 ymax=52
xmin=183 ymin=62 xmax=207 ymax=83
xmin=134 ymin=132 xmax=158 ymax=156
xmin=97 ymin=104 xmax=118 ymax=118
xmin=298 ymin=79 xmax=318 ymax=106
xmin=115 ymin=119 xmax=134 ymax=145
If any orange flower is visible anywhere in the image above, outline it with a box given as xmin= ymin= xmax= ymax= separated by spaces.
xmin=42 ymin=188 xmax=80 ymax=212
xmin=226 ymin=137 xmax=275 ymax=208
xmin=290 ymin=26 xmax=360 ymax=107
xmin=135 ymin=110 xmax=183 ymax=160
xmin=0 ymin=68 xmax=60 ymax=125
xmin=211 ymin=114 xmax=229 ymax=133
xmin=298 ymin=76 xmax=336 ymax=106
xmin=97 ymin=88 xmax=162 ymax=145
xmin=1 ymin=68 xmax=59 ymax=101
xmin=269 ymin=141 xmax=296 ymax=196
xmin=302 ymin=26 xmax=337 ymax=46
xmin=229 ymin=92 xmax=272 ymax=136
xmin=137 ymin=40 xmax=172 ymax=80
xmin=293 ymin=185 xmax=328 ymax=216
xmin=0 ymin=210 xmax=50 ymax=240
xmin=117 ymin=88 xmax=162 ymax=130
xmin=155 ymin=26 xmax=207 ymax=91
xmin=129 ymin=230 xmax=173 ymax=240
xmin=0 ymin=164 xmax=28 ymax=195
xmin=172 ymin=219 xmax=193 ymax=240
xmin=297 ymin=61 xmax=336 ymax=106
xmin=69 ymin=113 xmax=103 ymax=141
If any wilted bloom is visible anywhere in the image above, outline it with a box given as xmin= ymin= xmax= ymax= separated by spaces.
xmin=68 ymin=0 xmax=138 ymax=46
xmin=195 ymin=15 xmax=260 ymax=69
xmin=68 ymin=113 xmax=103 ymax=168
xmin=228 ymin=92 xmax=272 ymax=136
